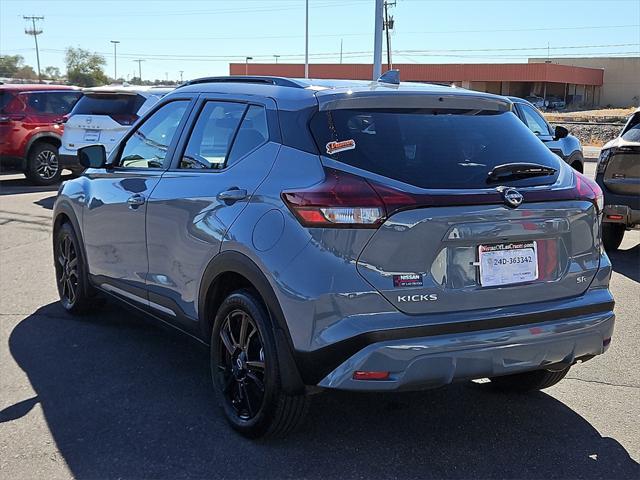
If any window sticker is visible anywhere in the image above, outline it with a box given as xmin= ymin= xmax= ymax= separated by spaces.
xmin=326 ymin=139 xmax=356 ymax=155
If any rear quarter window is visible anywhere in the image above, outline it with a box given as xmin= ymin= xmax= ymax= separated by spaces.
xmin=621 ymin=113 xmax=640 ymax=142
xmin=310 ymin=108 xmax=562 ymax=189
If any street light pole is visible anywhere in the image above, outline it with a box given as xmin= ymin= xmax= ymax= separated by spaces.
xmin=373 ymin=0 xmax=383 ymax=80
xmin=245 ymin=56 xmax=253 ymax=75
xmin=274 ymin=54 xmax=280 ymax=64
xmin=110 ymin=40 xmax=120 ymax=81
xmin=304 ymin=0 xmax=309 ymax=78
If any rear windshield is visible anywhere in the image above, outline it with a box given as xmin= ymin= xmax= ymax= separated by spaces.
xmin=70 ymin=93 xmax=146 ymax=116
xmin=20 ymin=91 xmax=82 ymax=115
xmin=310 ymin=108 xmax=562 ymax=189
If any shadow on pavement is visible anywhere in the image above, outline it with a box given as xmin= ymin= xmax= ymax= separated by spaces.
xmin=0 ymin=173 xmax=73 ymax=197
xmin=609 ymin=243 xmax=640 ymax=283
xmin=33 ymin=195 xmax=56 ymax=210
xmin=6 ymin=302 xmax=639 ymax=479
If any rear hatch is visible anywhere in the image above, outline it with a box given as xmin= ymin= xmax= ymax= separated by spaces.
xmin=64 ymin=92 xmax=146 ymax=154
xmin=602 ymin=113 xmax=640 ymax=196
xmin=307 ymin=93 xmax=602 ymax=315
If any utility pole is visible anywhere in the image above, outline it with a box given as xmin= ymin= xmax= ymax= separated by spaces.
xmin=23 ymin=16 xmax=44 ymax=83
xmin=245 ymin=56 xmax=252 ymax=75
xmin=133 ymin=59 xmax=144 ymax=83
xmin=383 ymin=1 xmax=395 ymax=71
xmin=274 ymin=54 xmax=280 ymax=64
xmin=340 ymin=39 xmax=343 ymax=64
xmin=110 ymin=40 xmax=120 ymax=81
xmin=304 ymin=0 xmax=309 ymax=78
xmin=179 ymin=70 xmax=184 ymax=82
xmin=373 ymin=0 xmax=383 ymax=80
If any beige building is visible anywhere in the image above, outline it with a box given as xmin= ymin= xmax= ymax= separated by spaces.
xmin=529 ymin=57 xmax=640 ymax=107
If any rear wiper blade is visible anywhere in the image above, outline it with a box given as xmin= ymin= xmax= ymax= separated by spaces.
xmin=487 ymin=162 xmax=557 ymax=184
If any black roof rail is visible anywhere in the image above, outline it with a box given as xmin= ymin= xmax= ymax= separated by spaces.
xmin=178 ymin=76 xmax=305 ymax=89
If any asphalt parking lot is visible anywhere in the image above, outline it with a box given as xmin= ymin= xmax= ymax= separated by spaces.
xmin=1 ymin=163 xmax=639 ymax=480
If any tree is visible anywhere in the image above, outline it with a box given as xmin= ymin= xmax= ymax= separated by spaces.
xmin=65 ymin=47 xmax=107 ymax=87
xmin=0 ymin=54 xmax=35 ymax=78
xmin=44 ymin=66 xmax=61 ymax=81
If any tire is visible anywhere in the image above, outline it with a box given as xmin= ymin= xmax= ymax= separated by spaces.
xmin=489 ymin=366 xmax=571 ymax=393
xmin=54 ymin=222 xmax=96 ymax=314
xmin=25 ymin=142 xmax=62 ymax=186
xmin=602 ymin=223 xmax=625 ymax=251
xmin=210 ymin=290 xmax=308 ymax=439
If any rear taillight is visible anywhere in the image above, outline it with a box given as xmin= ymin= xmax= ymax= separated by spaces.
xmin=597 ymin=148 xmax=613 ymax=174
xmin=109 ymin=113 xmax=138 ymax=125
xmin=281 ymin=169 xmax=386 ymax=227
xmin=575 ymin=172 xmax=604 ymax=213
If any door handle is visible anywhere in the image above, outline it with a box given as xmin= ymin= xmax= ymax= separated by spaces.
xmin=127 ymin=194 xmax=146 ymax=208
xmin=217 ymin=188 xmax=248 ymax=203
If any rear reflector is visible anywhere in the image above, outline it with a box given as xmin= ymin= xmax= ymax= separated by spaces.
xmin=607 ymin=214 xmax=624 ymax=221
xmin=353 ymin=371 xmax=390 ymax=381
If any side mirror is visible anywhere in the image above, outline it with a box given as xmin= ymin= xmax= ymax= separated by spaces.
xmin=78 ymin=144 xmax=107 ymax=169
xmin=554 ymin=125 xmax=569 ymax=140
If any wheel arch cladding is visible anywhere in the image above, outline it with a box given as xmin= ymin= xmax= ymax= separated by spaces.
xmin=198 ymin=250 xmax=305 ymax=394
xmin=27 ymin=133 xmax=62 ymax=154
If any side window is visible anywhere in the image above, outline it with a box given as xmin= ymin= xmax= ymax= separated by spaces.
xmin=621 ymin=113 xmax=640 ymax=142
xmin=180 ymin=101 xmax=245 ymax=170
xmin=520 ymin=104 xmax=552 ymax=136
xmin=119 ymin=100 xmax=189 ymax=169
xmin=227 ymin=105 xmax=269 ymax=165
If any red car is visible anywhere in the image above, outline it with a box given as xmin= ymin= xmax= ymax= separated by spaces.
xmin=0 ymin=84 xmax=82 ymax=185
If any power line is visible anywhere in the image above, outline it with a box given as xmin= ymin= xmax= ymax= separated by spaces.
xmin=23 ymin=15 xmax=44 ymax=83
xmin=38 ymin=42 xmax=639 ymax=62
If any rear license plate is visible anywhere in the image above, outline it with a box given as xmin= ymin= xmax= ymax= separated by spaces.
xmin=83 ymin=129 xmax=100 ymax=142
xmin=478 ymin=241 xmax=538 ymax=287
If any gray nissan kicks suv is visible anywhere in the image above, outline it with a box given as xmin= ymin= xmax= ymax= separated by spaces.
xmin=53 ymin=76 xmax=615 ymax=438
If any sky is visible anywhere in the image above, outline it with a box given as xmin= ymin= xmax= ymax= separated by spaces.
xmin=1 ymin=0 xmax=639 ymax=82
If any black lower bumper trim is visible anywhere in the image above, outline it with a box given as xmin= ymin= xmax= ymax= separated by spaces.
xmin=295 ymin=296 xmax=615 ymax=385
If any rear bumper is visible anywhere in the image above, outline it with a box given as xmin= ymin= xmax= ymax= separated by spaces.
xmin=59 ymin=153 xmax=82 ymax=171
xmin=596 ymin=174 xmax=640 ymax=226
xmin=319 ymin=309 xmax=614 ymax=391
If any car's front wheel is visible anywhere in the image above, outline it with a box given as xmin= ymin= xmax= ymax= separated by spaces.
xmin=489 ymin=366 xmax=571 ymax=392
xmin=602 ymin=223 xmax=625 ymax=251
xmin=210 ymin=290 xmax=308 ymax=438
xmin=25 ymin=142 xmax=62 ymax=185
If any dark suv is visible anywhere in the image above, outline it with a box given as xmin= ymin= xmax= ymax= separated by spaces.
xmin=0 ymin=84 xmax=82 ymax=185
xmin=597 ymin=108 xmax=640 ymax=250
xmin=54 ymin=76 xmax=614 ymax=438
xmin=509 ymin=97 xmax=584 ymax=172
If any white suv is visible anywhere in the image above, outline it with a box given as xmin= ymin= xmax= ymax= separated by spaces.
xmin=59 ymin=85 xmax=172 ymax=173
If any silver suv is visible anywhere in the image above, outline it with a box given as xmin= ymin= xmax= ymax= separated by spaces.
xmin=53 ymin=76 xmax=615 ymax=438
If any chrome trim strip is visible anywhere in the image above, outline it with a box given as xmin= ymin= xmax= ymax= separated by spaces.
xmin=100 ymin=283 xmax=176 ymax=317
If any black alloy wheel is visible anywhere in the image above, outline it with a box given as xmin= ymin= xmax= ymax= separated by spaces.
xmin=56 ymin=232 xmax=80 ymax=309
xmin=217 ymin=308 xmax=266 ymax=421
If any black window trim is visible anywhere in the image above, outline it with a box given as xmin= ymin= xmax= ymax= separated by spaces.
xmin=109 ymin=96 xmax=197 ymax=172
xmin=168 ymin=96 xmax=271 ymax=173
